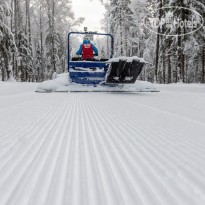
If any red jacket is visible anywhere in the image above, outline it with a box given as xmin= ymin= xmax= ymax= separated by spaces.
xmin=82 ymin=43 xmax=94 ymax=60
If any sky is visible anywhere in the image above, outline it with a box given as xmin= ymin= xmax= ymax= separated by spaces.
xmin=72 ymin=0 xmax=106 ymax=32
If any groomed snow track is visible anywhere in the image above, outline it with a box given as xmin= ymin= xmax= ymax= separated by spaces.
xmin=0 ymin=82 xmax=205 ymax=205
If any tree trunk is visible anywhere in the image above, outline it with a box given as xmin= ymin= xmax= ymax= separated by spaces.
xmin=25 ymin=0 xmax=28 ymax=35
xmin=177 ymin=35 xmax=182 ymax=83
xmin=0 ymin=44 xmax=10 ymax=80
xmin=167 ymin=40 xmax=172 ymax=84
xmin=185 ymin=60 xmax=188 ymax=83
xmin=195 ymin=59 xmax=198 ymax=83
xmin=15 ymin=58 xmax=18 ymax=80
xmin=181 ymin=1 xmax=185 ymax=83
xmin=163 ymin=58 xmax=166 ymax=84
xmin=154 ymin=0 xmax=162 ymax=83
xmin=40 ymin=5 xmax=44 ymax=81
xmin=155 ymin=34 xmax=160 ymax=82
xmin=52 ymin=0 xmax=56 ymax=73
xmin=202 ymin=45 xmax=205 ymax=83
xmin=119 ymin=8 xmax=123 ymax=56
xmin=2 ymin=66 xmax=5 ymax=81
xmin=181 ymin=53 xmax=185 ymax=82
xmin=28 ymin=3 xmax=32 ymax=46
xmin=177 ymin=0 xmax=185 ymax=83
xmin=14 ymin=0 xmax=20 ymax=80
xmin=14 ymin=0 xmax=18 ymax=39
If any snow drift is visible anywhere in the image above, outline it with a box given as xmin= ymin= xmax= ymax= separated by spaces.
xmin=36 ymin=73 xmax=159 ymax=93
xmin=107 ymin=56 xmax=148 ymax=63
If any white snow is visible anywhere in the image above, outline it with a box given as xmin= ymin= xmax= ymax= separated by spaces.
xmin=36 ymin=73 xmax=71 ymax=93
xmin=7 ymin=76 xmax=16 ymax=82
xmin=36 ymin=73 xmax=157 ymax=93
xmin=107 ymin=56 xmax=148 ymax=63
xmin=0 ymin=82 xmax=205 ymax=205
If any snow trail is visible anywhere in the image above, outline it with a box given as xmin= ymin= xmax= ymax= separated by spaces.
xmin=0 ymin=83 xmax=205 ymax=205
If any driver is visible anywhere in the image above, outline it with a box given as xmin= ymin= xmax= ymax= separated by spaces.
xmin=76 ymin=37 xmax=98 ymax=60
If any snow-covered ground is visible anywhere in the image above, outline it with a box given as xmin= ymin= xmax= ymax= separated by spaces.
xmin=0 ymin=82 xmax=205 ymax=205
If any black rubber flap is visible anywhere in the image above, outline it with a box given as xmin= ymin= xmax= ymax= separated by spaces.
xmin=106 ymin=59 xmax=144 ymax=84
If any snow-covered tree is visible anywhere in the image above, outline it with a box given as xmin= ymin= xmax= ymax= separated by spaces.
xmin=0 ymin=0 xmax=16 ymax=81
xmin=17 ymin=31 xmax=33 ymax=81
xmin=44 ymin=0 xmax=83 ymax=78
xmin=108 ymin=0 xmax=135 ymax=56
xmin=142 ymin=0 xmax=205 ymax=84
xmin=34 ymin=43 xmax=43 ymax=82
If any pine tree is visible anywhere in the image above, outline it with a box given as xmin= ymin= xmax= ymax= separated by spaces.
xmin=108 ymin=0 xmax=135 ymax=56
xmin=142 ymin=0 xmax=204 ymax=84
xmin=0 ymin=0 xmax=16 ymax=81
xmin=34 ymin=43 xmax=43 ymax=82
xmin=17 ymin=31 xmax=33 ymax=81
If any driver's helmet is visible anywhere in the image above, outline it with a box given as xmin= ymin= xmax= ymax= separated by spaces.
xmin=83 ymin=36 xmax=90 ymax=42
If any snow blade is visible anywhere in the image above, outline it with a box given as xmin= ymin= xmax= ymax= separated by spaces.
xmin=106 ymin=59 xmax=144 ymax=84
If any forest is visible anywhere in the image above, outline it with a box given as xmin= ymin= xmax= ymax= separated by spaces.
xmin=0 ymin=0 xmax=205 ymax=84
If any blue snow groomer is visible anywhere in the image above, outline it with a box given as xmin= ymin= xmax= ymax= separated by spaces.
xmin=68 ymin=31 xmax=145 ymax=87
